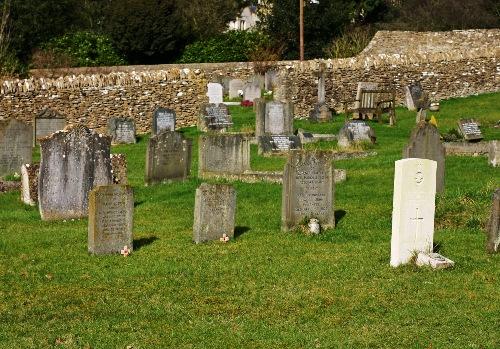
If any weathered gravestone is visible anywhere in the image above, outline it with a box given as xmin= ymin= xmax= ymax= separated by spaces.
xmin=107 ymin=117 xmax=136 ymax=144
xmin=21 ymin=163 xmax=39 ymax=206
xmin=198 ymin=134 xmax=250 ymax=177
xmin=207 ymin=82 xmax=223 ymax=104
xmin=38 ymin=125 xmax=113 ymax=220
xmin=309 ymin=103 xmax=332 ymax=123
xmin=111 ymin=154 xmax=128 ymax=185
xmin=457 ymin=119 xmax=483 ymax=142
xmin=0 ymin=119 xmax=32 ymax=177
xmin=198 ymin=103 xmax=233 ymax=132
xmin=243 ymin=83 xmax=261 ymax=102
xmin=152 ymin=108 xmax=176 ymax=134
xmin=193 ymin=183 xmax=236 ymax=243
xmin=281 ymin=151 xmax=335 ymax=232
xmin=403 ymin=121 xmax=445 ymax=193
xmin=258 ymin=135 xmax=302 ymax=155
xmin=264 ymin=101 xmax=294 ymax=135
xmin=337 ymin=121 xmax=376 ymax=148
xmin=145 ymin=131 xmax=192 ymax=185
xmin=265 ymin=70 xmax=278 ymax=90
xmin=229 ymin=79 xmax=244 ymax=99
xmin=486 ymin=188 xmax=500 ymax=254
xmin=489 ymin=140 xmax=499 ymax=167
xmin=33 ymin=109 xmax=66 ymax=145
xmin=88 ymin=185 xmax=133 ymax=255
xmin=405 ymin=82 xmax=424 ymax=111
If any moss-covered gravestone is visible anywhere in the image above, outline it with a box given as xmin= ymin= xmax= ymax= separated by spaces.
xmin=107 ymin=117 xmax=136 ymax=144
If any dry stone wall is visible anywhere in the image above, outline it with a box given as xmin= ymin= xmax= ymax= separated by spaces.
xmin=0 ymin=29 xmax=498 ymax=133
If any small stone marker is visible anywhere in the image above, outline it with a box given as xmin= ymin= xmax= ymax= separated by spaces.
xmin=309 ymin=103 xmax=332 ymax=123
xmin=282 ymin=151 xmax=335 ymax=232
xmin=258 ymin=135 xmax=302 ymax=155
xmin=489 ymin=140 xmax=499 ymax=167
xmin=403 ymin=121 xmax=445 ymax=193
xmin=198 ymin=103 xmax=233 ymax=132
xmin=264 ymin=101 xmax=293 ymax=135
xmin=111 ymin=154 xmax=128 ymax=185
xmin=21 ymin=163 xmax=39 ymax=206
xmin=152 ymin=108 xmax=176 ymax=134
xmin=88 ymin=185 xmax=133 ymax=255
xmin=486 ymin=188 xmax=500 ymax=253
xmin=243 ymin=83 xmax=261 ymax=102
xmin=229 ymin=79 xmax=244 ymax=99
xmin=198 ymin=134 xmax=250 ymax=176
xmin=193 ymin=183 xmax=236 ymax=243
xmin=34 ymin=109 xmax=66 ymax=145
xmin=145 ymin=131 xmax=192 ymax=185
xmin=207 ymin=82 xmax=223 ymax=104
xmin=457 ymin=119 xmax=483 ymax=141
xmin=390 ymin=158 xmax=436 ymax=267
xmin=416 ymin=252 xmax=455 ymax=269
xmin=0 ymin=119 xmax=32 ymax=177
xmin=405 ymin=82 xmax=424 ymax=111
xmin=38 ymin=125 xmax=113 ymax=220
xmin=337 ymin=121 xmax=376 ymax=148
xmin=107 ymin=117 xmax=136 ymax=144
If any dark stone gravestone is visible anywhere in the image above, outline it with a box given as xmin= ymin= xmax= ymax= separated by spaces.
xmin=107 ymin=117 xmax=136 ymax=144
xmin=0 ymin=119 xmax=32 ymax=177
xmin=457 ymin=119 xmax=483 ymax=142
xmin=486 ymin=188 xmax=500 ymax=253
xmin=282 ymin=150 xmax=335 ymax=232
xmin=198 ymin=103 xmax=233 ymax=132
xmin=145 ymin=131 xmax=192 ymax=185
xmin=309 ymin=103 xmax=332 ymax=123
xmin=38 ymin=125 xmax=113 ymax=220
xmin=111 ymin=154 xmax=128 ymax=185
xmin=88 ymin=185 xmax=133 ymax=255
xmin=21 ymin=163 xmax=39 ymax=206
xmin=193 ymin=183 xmax=236 ymax=243
xmin=402 ymin=121 xmax=445 ymax=193
xmin=152 ymin=108 xmax=176 ymax=135
xmin=337 ymin=121 xmax=376 ymax=148
xmin=405 ymin=82 xmax=424 ymax=111
xmin=264 ymin=101 xmax=293 ymax=135
xmin=198 ymin=134 xmax=250 ymax=176
xmin=258 ymin=135 xmax=302 ymax=155
xmin=489 ymin=140 xmax=499 ymax=167
xmin=34 ymin=109 xmax=66 ymax=145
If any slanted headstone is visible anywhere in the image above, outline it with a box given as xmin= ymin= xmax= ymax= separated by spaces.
xmin=229 ymin=79 xmax=244 ymax=99
xmin=152 ymin=108 xmax=176 ymax=134
xmin=21 ymin=163 xmax=39 ymax=206
xmin=198 ymin=103 xmax=233 ymax=132
xmin=486 ymin=188 xmax=500 ymax=253
xmin=337 ymin=121 xmax=376 ymax=148
xmin=38 ymin=125 xmax=113 ymax=221
xmin=33 ymin=109 xmax=66 ymax=145
xmin=390 ymin=158 xmax=437 ymax=267
xmin=457 ymin=119 xmax=483 ymax=141
xmin=198 ymin=134 xmax=250 ymax=176
xmin=145 ymin=131 xmax=192 ymax=185
xmin=0 ymin=119 xmax=32 ymax=177
xmin=281 ymin=151 xmax=335 ymax=232
xmin=403 ymin=121 xmax=445 ymax=193
xmin=193 ymin=183 xmax=236 ymax=243
xmin=405 ymin=82 xmax=424 ymax=111
xmin=489 ymin=140 xmax=499 ymax=167
xmin=243 ymin=83 xmax=261 ymax=102
xmin=88 ymin=185 xmax=133 ymax=255
xmin=258 ymin=135 xmax=302 ymax=155
xmin=264 ymin=101 xmax=294 ymax=135
xmin=111 ymin=154 xmax=128 ymax=185
xmin=107 ymin=117 xmax=136 ymax=144
xmin=207 ymin=82 xmax=223 ymax=104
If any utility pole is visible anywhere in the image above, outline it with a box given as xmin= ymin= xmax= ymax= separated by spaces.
xmin=299 ymin=0 xmax=304 ymax=61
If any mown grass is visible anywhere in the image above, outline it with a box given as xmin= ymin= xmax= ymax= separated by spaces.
xmin=0 ymin=93 xmax=499 ymax=348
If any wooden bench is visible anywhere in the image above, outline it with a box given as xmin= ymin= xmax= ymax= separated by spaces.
xmin=343 ymin=88 xmax=396 ymax=125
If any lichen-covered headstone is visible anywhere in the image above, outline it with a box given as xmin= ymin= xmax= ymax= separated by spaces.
xmin=21 ymin=163 xmax=39 ymax=206
xmin=88 ymin=185 xmax=133 ymax=255
xmin=193 ymin=183 xmax=236 ymax=243
xmin=107 ymin=117 xmax=136 ymax=144
xmin=198 ymin=133 xmax=250 ymax=177
xmin=309 ymin=103 xmax=332 ymax=123
xmin=38 ymin=125 xmax=112 ymax=220
xmin=457 ymin=119 xmax=483 ymax=142
xmin=229 ymin=79 xmax=244 ymax=99
xmin=198 ymin=103 xmax=233 ymax=132
xmin=145 ymin=131 xmax=192 ymax=185
xmin=486 ymin=188 xmax=500 ymax=254
xmin=152 ymin=108 xmax=176 ymax=135
xmin=489 ymin=140 xmax=499 ymax=167
xmin=206 ymin=82 xmax=223 ymax=104
xmin=337 ymin=121 xmax=376 ymax=148
xmin=0 ymin=119 xmax=32 ymax=177
xmin=33 ymin=109 xmax=66 ymax=145
xmin=111 ymin=154 xmax=128 ymax=185
xmin=281 ymin=151 xmax=335 ymax=232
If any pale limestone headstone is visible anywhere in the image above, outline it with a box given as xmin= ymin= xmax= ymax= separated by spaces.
xmin=21 ymin=163 xmax=39 ymax=206
xmin=193 ymin=183 xmax=236 ymax=243
xmin=88 ymin=185 xmax=133 ymax=255
xmin=264 ymin=101 xmax=293 ymax=135
xmin=107 ymin=117 xmax=136 ymax=144
xmin=207 ymin=82 xmax=223 ymax=104
xmin=198 ymin=134 xmax=250 ymax=177
xmin=243 ymin=83 xmax=261 ymax=102
xmin=152 ymin=108 xmax=176 ymax=134
xmin=317 ymin=73 xmax=326 ymax=104
xmin=486 ymin=188 xmax=500 ymax=253
xmin=34 ymin=109 xmax=66 ymax=145
xmin=229 ymin=79 xmax=244 ymax=99
xmin=489 ymin=140 xmax=499 ymax=167
xmin=390 ymin=158 xmax=436 ymax=267
xmin=0 ymin=119 xmax=32 ymax=177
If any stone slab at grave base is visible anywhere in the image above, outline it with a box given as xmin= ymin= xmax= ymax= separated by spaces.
xmin=416 ymin=252 xmax=455 ymax=269
xmin=444 ymin=141 xmax=490 ymax=156
xmin=298 ymin=129 xmax=336 ymax=144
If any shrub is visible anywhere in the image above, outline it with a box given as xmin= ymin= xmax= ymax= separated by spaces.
xmin=323 ymin=26 xmax=375 ymax=59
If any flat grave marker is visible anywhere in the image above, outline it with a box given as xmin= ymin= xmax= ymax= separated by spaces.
xmin=457 ymin=118 xmax=483 ymax=141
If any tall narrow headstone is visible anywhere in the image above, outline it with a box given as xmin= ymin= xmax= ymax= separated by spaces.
xmin=88 ymin=185 xmax=134 ymax=255
xmin=207 ymin=83 xmax=223 ymax=104
xmin=198 ymin=103 xmax=232 ymax=132
xmin=486 ymin=188 xmax=500 ymax=254
xmin=107 ymin=117 xmax=136 ymax=144
xmin=243 ymin=83 xmax=261 ymax=102
xmin=145 ymin=131 xmax=192 ymax=185
xmin=318 ymin=73 xmax=326 ymax=104
xmin=281 ymin=151 xmax=335 ymax=232
xmin=152 ymin=108 xmax=176 ymax=134
xmin=405 ymin=82 xmax=424 ymax=111
xmin=0 ymin=119 xmax=32 ymax=177
xmin=489 ymin=140 xmax=499 ymax=167
xmin=38 ymin=125 xmax=112 ymax=221
xmin=403 ymin=121 xmax=445 ymax=193
xmin=193 ymin=183 xmax=236 ymax=243
xmin=21 ymin=163 xmax=39 ymax=206
xmin=255 ymin=98 xmax=266 ymax=138
xmin=390 ymin=158 xmax=436 ymax=267
xmin=198 ymin=134 xmax=250 ymax=177
xmin=33 ymin=109 xmax=66 ymax=145
xmin=229 ymin=79 xmax=244 ymax=99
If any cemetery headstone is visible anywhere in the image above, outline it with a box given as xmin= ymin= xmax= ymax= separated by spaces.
xmin=0 ymin=119 xmax=32 ymax=177
xmin=193 ymin=183 xmax=236 ymax=243
xmin=486 ymin=188 xmax=500 ymax=253
xmin=403 ymin=121 xmax=445 ymax=193
xmin=107 ymin=117 xmax=136 ymax=144
xmin=198 ymin=103 xmax=233 ymax=132
xmin=457 ymin=119 xmax=483 ymax=141
xmin=337 ymin=121 xmax=376 ymax=148
xmin=207 ymin=82 xmax=223 ymax=104
xmin=264 ymin=101 xmax=294 ymax=135
xmin=145 ymin=131 xmax=192 ymax=185
xmin=254 ymin=98 xmax=266 ymax=137
xmin=258 ymin=135 xmax=302 ymax=155
xmin=111 ymin=154 xmax=128 ymax=185
xmin=38 ymin=125 xmax=113 ymax=221
xmin=33 ymin=109 xmax=66 ymax=145
xmin=198 ymin=134 xmax=250 ymax=176
xmin=243 ymin=83 xmax=261 ymax=102
xmin=221 ymin=76 xmax=231 ymax=95
xmin=229 ymin=79 xmax=245 ymax=99
xmin=489 ymin=140 xmax=499 ymax=167
xmin=21 ymin=163 xmax=39 ymax=206
xmin=281 ymin=151 xmax=335 ymax=232
xmin=152 ymin=108 xmax=176 ymax=135
xmin=405 ymin=82 xmax=424 ymax=111
xmin=88 ymin=185 xmax=133 ymax=255
xmin=265 ymin=70 xmax=278 ymax=91
xmin=309 ymin=103 xmax=332 ymax=123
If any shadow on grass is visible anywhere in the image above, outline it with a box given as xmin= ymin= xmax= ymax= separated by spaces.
xmin=234 ymin=226 xmax=250 ymax=239
xmin=134 ymin=236 xmax=159 ymax=251
xmin=134 ymin=200 xmax=145 ymax=207
xmin=335 ymin=209 xmax=347 ymax=224
xmin=433 ymin=241 xmax=442 ymax=254
xmin=135 ymin=134 xmax=147 ymax=143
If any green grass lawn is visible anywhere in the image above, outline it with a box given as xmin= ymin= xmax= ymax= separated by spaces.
xmin=1 ymin=93 xmax=499 ymax=348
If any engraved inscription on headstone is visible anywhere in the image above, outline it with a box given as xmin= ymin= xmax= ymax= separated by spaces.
xmin=0 ymin=119 xmax=32 ymax=177
xmin=337 ymin=121 xmax=376 ymax=148
xmin=457 ymin=119 xmax=483 ymax=141
xmin=153 ymin=108 xmax=176 ymax=134
xmin=107 ymin=117 xmax=136 ymax=144
xmin=265 ymin=102 xmax=285 ymax=134
xmin=258 ymin=135 xmax=302 ymax=155
xmin=198 ymin=103 xmax=233 ymax=132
